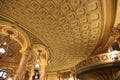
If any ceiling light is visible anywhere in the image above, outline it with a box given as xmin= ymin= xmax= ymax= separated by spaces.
xmin=68 ymin=77 xmax=74 ymax=80
xmin=35 ymin=63 xmax=40 ymax=68
xmin=2 ymin=72 xmax=7 ymax=78
xmin=0 ymin=71 xmax=3 ymax=76
xmin=0 ymin=39 xmax=9 ymax=57
xmin=111 ymin=50 xmax=119 ymax=59
xmin=0 ymin=43 xmax=8 ymax=57
xmin=0 ymin=71 xmax=7 ymax=79
xmin=37 ymin=59 xmax=40 ymax=62
xmin=35 ymin=75 xmax=39 ymax=79
xmin=3 ymin=42 xmax=7 ymax=45
xmin=0 ymin=48 xmax=5 ymax=54
xmin=33 ymin=70 xmax=40 ymax=79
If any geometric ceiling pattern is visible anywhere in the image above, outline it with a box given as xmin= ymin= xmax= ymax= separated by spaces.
xmin=0 ymin=0 xmax=103 ymax=71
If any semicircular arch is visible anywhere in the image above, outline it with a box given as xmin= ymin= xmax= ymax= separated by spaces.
xmin=0 ymin=21 xmax=30 ymax=53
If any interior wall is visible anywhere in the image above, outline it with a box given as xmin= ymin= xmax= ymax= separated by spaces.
xmin=47 ymin=73 xmax=58 ymax=80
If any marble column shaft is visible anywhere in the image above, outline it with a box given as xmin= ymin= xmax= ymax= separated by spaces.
xmin=14 ymin=54 xmax=29 ymax=80
xmin=40 ymin=65 xmax=46 ymax=80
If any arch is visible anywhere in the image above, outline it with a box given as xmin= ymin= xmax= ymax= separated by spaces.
xmin=0 ymin=21 xmax=30 ymax=54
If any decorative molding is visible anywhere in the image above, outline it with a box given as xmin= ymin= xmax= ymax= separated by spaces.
xmin=0 ymin=21 xmax=31 ymax=53
xmin=60 ymin=71 xmax=71 ymax=78
xmin=0 ymin=0 xmax=108 ymax=71
xmin=0 ymin=65 xmax=17 ymax=75
xmin=32 ymin=44 xmax=49 ymax=66
xmin=76 ymin=52 xmax=120 ymax=72
xmin=76 ymin=67 xmax=120 ymax=80
xmin=111 ymin=26 xmax=120 ymax=38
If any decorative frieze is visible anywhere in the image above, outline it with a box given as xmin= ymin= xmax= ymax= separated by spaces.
xmin=76 ymin=52 xmax=120 ymax=72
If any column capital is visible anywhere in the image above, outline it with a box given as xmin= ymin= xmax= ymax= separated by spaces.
xmin=32 ymin=44 xmax=48 ymax=67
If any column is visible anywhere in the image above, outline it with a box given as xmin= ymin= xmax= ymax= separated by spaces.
xmin=14 ymin=53 xmax=29 ymax=80
xmin=69 ymin=72 xmax=75 ymax=80
xmin=57 ymin=72 xmax=60 ymax=80
xmin=73 ymin=73 xmax=75 ymax=80
xmin=40 ymin=65 xmax=46 ymax=80
xmin=39 ymin=48 xmax=48 ymax=80
xmin=29 ymin=68 xmax=34 ymax=80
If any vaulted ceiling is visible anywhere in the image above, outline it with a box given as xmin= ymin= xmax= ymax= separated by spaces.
xmin=0 ymin=0 xmax=116 ymax=72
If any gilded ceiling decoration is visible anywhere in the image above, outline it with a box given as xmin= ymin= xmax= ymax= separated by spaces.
xmin=0 ymin=0 xmax=107 ymax=72
xmin=76 ymin=52 xmax=120 ymax=72
xmin=0 ymin=34 xmax=21 ymax=65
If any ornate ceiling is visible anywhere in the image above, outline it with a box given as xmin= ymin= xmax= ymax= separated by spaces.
xmin=0 ymin=0 xmax=115 ymax=72
xmin=0 ymin=34 xmax=21 ymax=64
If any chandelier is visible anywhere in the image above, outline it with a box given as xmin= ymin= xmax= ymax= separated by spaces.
xmin=0 ymin=42 xmax=7 ymax=53
xmin=0 ymin=69 xmax=13 ymax=80
xmin=32 ymin=50 xmax=41 ymax=80
xmin=0 ymin=35 xmax=9 ymax=58
xmin=0 ymin=70 xmax=7 ymax=79
xmin=108 ymin=39 xmax=120 ymax=60
xmin=0 ymin=34 xmax=15 ymax=59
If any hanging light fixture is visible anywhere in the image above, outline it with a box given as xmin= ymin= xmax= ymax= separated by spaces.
xmin=0 ymin=41 xmax=8 ymax=57
xmin=34 ymin=53 xmax=40 ymax=69
xmin=35 ymin=59 xmax=40 ymax=69
xmin=111 ymin=50 xmax=119 ymax=59
xmin=32 ymin=50 xmax=41 ymax=80
xmin=109 ymin=39 xmax=120 ymax=60
xmin=34 ymin=49 xmax=41 ymax=69
xmin=0 ymin=71 xmax=7 ymax=79
xmin=0 ymin=34 xmax=10 ymax=58
xmin=0 ymin=34 xmax=16 ymax=58
xmin=33 ymin=69 xmax=40 ymax=79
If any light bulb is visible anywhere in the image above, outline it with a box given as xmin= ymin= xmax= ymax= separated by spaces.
xmin=35 ymin=75 xmax=38 ymax=79
xmin=2 ymin=72 xmax=7 ymax=78
xmin=111 ymin=50 xmax=119 ymax=59
xmin=3 ymin=42 xmax=7 ymax=45
xmin=0 ymin=72 xmax=3 ymax=77
xmin=35 ymin=63 xmax=40 ymax=68
xmin=0 ymin=48 xmax=5 ymax=54
xmin=37 ymin=59 xmax=40 ymax=62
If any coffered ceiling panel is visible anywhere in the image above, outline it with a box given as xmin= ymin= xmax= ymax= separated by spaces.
xmin=0 ymin=0 xmax=106 ymax=71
